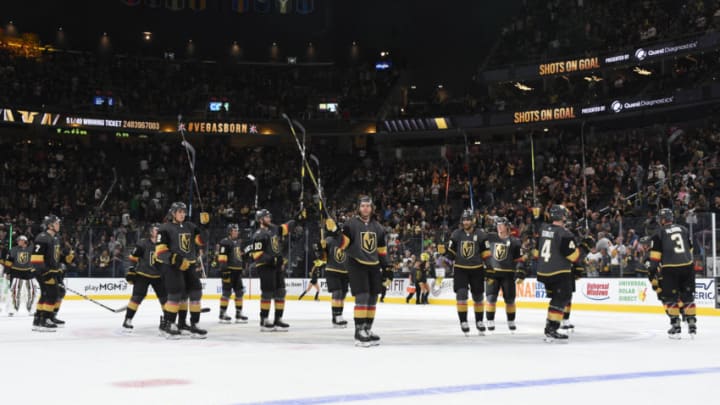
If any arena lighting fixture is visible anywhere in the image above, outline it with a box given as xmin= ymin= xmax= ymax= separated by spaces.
xmin=583 ymin=75 xmax=603 ymax=82
xmin=246 ymin=174 xmax=256 ymax=182
xmin=437 ymin=84 xmax=444 ymax=89
xmin=514 ymin=82 xmax=533 ymax=91
xmin=633 ymin=67 xmax=652 ymax=76
xmin=143 ymin=31 xmax=152 ymax=41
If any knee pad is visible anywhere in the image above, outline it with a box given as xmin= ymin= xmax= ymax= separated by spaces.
xmin=504 ymin=299 xmax=515 ymax=305
xmin=485 ymin=294 xmax=498 ymax=304
xmin=188 ymin=289 xmax=202 ymax=301
xmin=355 ymin=292 xmax=370 ymax=306
xmin=455 ymin=288 xmax=469 ymax=301
xmin=367 ymin=294 xmax=378 ymax=306
xmin=131 ymin=295 xmax=145 ymax=304
xmin=471 ymin=293 xmax=484 ymax=303
xmin=332 ymin=290 xmax=345 ymax=301
xmin=261 ymin=291 xmax=274 ymax=300
xmin=274 ymin=288 xmax=287 ymax=299
xmin=221 ymin=287 xmax=232 ymax=299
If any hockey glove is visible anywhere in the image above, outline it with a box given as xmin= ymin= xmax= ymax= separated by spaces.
xmin=179 ymin=258 xmax=192 ymax=271
xmin=200 ymin=212 xmax=210 ymax=225
xmin=325 ymin=218 xmax=337 ymax=232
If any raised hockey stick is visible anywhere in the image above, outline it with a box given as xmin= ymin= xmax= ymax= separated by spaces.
xmin=178 ymin=116 xmax=209 ymax=278
xmin=61 ymin=284 xmax=127 ymax=313
xmin=282 ymin=113 xmax=307 ymax=214
xmin=282 ymin=116 xmax=332 ymax=218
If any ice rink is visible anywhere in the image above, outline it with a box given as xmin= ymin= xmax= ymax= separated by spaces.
xmin=2 ymin=298 xmax=720 ymax=405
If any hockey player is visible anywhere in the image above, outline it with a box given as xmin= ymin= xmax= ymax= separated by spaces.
xmin=4 ymin=235 xmax=36 ymax=316
xmin=122 ymin=223 xmax=167 ymax=332
xmin=299 ymin=247 xmax=322 ymax=301
xmin=250 ymin=209 xmax=298 ymax=331
xmin=217 ymin=223 xmax=248 ymax=324
xmin=324 ymin=219 xmax=349 ymax=327
xmin=155 ymin=202 xmax=209 ymax=339
xmin=415 ymin=252 xmax=431 ymax=304
xmin=447 ymin=209 xmax=491 ymax=336
xmin=337 ymin=196 xmax=389 ymax=347
xmin=648 ymin=208 xmax=696 ymax=339
xmin=533 ymin=205 xmax=580 ymax=342
xmin=484 ymin=217 xmax=526 ymax=332
xmin=30 ymin=215 xmax=64 ymax=331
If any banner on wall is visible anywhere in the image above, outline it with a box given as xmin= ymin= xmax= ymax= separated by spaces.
xmin=64 ymin=277 xmax=716 ymax=310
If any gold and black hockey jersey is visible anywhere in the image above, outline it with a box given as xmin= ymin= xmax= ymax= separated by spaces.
xmin=649 ymin=225 xmax=693 ymax=268
xmin=6 ymin=245 xmax=34 ymax=272
xmin=486 ymin=232 xmax=524 ymax=273
xmin=31 ymin=231 xmax=62 ymax=273
xmin=155 ymin=222 xmax=204 ymax=264
xmin=250 ymin=222 xmax=293 ymax=268
xmin=533 ymin=223 xmax=580 ymax=277
xmin=447 ymin=227 xmax=490 ymax=270
xmin=129 ymin=238 xmax=161 ymax=278
xmin=218 ymin=237 xmax=244 ymax=271
xmin=325 ymin=235 xmax=348 ymax=274
xmin=339 ymin=216 xmax=388 ymax=267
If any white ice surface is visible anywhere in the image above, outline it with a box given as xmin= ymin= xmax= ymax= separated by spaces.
xmin=1 ymin=299 xmax=719 ymax=405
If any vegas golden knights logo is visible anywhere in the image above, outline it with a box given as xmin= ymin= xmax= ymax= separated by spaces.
xmin=18 ymin=251 xmax=29 ymax=264
xmin=234 ymin=247 xmax=243 ymax=260
xmin=334 ymin=248 xmax=346 ymax=263
xmin=361 ymin=232 xmax=377 ymax=254
xmin=180 ymin=234 xmax=191 ymax=253
xmin=461 ymin=241 xmax=475 ymax=259
xmin=271 ymin=236 xmax=280 ymax=253
xmin=493 ymin=243 xmax=508 ymax=261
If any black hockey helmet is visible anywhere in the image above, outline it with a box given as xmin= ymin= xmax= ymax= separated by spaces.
xmin=227 ymin=223 xmax=240 ymax=235
xmin=255 ymin=208 xmax=271 ymax=222
xmin=169 ymin=201 xmax=187 ymax=214
xmin=147 ymin=223 xmax=160 ymax=234
xmin=42 ymin=214 xmax=61 ymax=229
xmin=549 ymin=205 xmax=569 ymax=222
xmin=461 ymin=209 xmax=474 ymax=221
xmin=657 ymin=208 xmax=673 ymax=224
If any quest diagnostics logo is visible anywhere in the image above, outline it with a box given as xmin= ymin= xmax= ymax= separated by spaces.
xmin=611 ymin=101 xmax=623 ymax=113
xmin=635 ymin=48 xmax=647 ymax=61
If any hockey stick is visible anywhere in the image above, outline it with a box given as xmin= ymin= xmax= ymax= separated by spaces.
xmin=61 ymin=284 xmax=127 ymax=313
xmin=461 ymin=130 xmax=475 ymax=212
xmin=178 ymin=116 xmax=209 ymax=279
xmin=282 ymin=114 xmax=307 ymax=214
xmin=178 ymin=117 xmax=205 ymax=214
xmin=84 ymin=168 xmax=117 ymax=276
xmin=283 ymin=117 xmax=331 ymax=218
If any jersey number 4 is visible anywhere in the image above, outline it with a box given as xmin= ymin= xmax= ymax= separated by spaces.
xmin=540 ymin=240 xmax=552 ymax=263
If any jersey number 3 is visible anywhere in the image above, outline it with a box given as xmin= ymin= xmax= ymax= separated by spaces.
xmin=670 ymin=233 xmax=685 ymax=254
